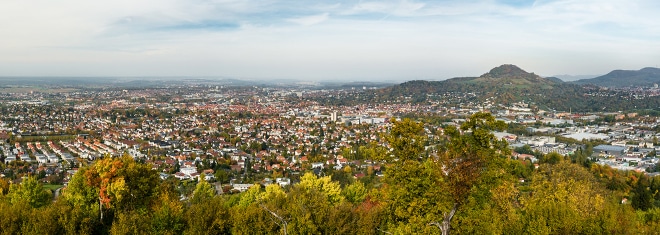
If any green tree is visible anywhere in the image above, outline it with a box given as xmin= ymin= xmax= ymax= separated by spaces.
xmin=433 ymin=112 xmax=510 ymax=235
xmin=238 ymin=184 xmax=262 ymax=208
xmin=231 ymin=204 xmax=279 ymax=234
xmin=0 ymin=200 xmax=30 ymax=234
xmin=151 ymin=192 xmax=185 ymax=235
xmin=632 ymin=176 xmax=653 ymax=211
xmin=58 ymin=170 xmax=102 ymax=234
xmin=110 ymin=210 xmax=151 ymax=235
xmin=184 ymin=196 xmax=231 ymax=235
xmin=385 ymin=118 xmax=427 ymax=161
xmin=214 ymin=170 xmax=229 ymax=184
xmin=21 ymin=204 xmax=63 ymax=234
xmin=297 ymin=172 xmax=343 ymax=205
xmin=514 ymin=144 xmax=534 ymax=155
xmin=261 ymin=184 xmax=286 ymax=202
xmin=520 ymin=161 xmax=608 ymax=234
xmin=0 ymin=178 xmax=10 ymax=195
xmin=343 ymin=181 xmax=368 ymax=204
xmin=383 ymin=159 xmax=449 ymax=234
xmin=380 ymin=118 xmax=452 ymax=234
xmin=84 ymin=156 xmax=159 ymax=215
xmin=8 ymin=176 xmax=51 ymax=208
xmin=543 ymin=152 xmax=564 ymax=164
xmin=190 ymin=174 xmax=216 ymax=204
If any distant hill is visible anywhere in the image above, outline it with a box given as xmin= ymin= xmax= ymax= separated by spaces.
xmin=444 ymin=64 xmax=560 ymax=88
xmin=574 ymin=67 xmax=660 ymax=87
xmin=372 ymin=64 xmax=596 ymax=111
xmin=544 ymin=77 xmax=564 ymax=83
xmin=309 ymin=64 xmax=660 ymax=112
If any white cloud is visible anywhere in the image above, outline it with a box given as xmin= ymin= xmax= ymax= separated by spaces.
xmin=343 ymin=0 xmax=425 ymax=17
xmin=0 ymin=0 xmax=659 ymax=79
xmin=286 ymin=13 xmax=330 ymax=26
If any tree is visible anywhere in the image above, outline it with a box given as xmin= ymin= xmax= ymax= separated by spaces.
xmin=0 ymin=178 xmax=10 ymax=195
xmin=64 ymin=155 xmax=159 ymax=227
xmin=185 ymin=196 xmax=231 ymax=235
xmin=8 ymin=176 xmax=51 ymax=208
xmin=58 ymin=167 xmax=102 ymax=234
xmin=632 ymin=176 xmax=653 ymax=211
xmin=520 ymin=161 xmax=608 ymax=234
xmin=297 ymin=172 xmax=343 ymax=205
xmin=359 ymin=141 xmax=388 ymax=161
xmin=238 ymin=184 xmax=262 ymax=208
xmin=214 ymin=170 xmax=229 ymax=184
xmin=385 ymin=118 xmax=427 ymax=161
xmin=514 ymin=144 xmax=534 ymax=155
xmin=432 ymin=112 xmax=510 ymax=235
xmin=20 ymin=203 xmax=63 ymax=234
xmin=151 ymin=192 xmax=185 ymax=235
xmin=342 ymin=181 xmax=368 ymax=204
xmin=110 ymin=210 xmax=151 ymax=235
xmin=543 ymin=152 xmax=564 ymax=164
xmin=190 ymin=174 xmax=216 ymax=204
xmin=381 ymin=118 xmax=452 ymax=233
xmin=383 ymin=159 xmax=449 ymax=234
xmin=231 ymin=204 xmax=279 ymax=234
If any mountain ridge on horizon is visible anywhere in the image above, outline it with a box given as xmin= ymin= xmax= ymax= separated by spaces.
xmin=573 ymin=67 xmax=660 ymax=87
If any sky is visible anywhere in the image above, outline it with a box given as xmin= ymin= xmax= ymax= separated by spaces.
xmin=1 ymin=0 xmax=659 ymax=81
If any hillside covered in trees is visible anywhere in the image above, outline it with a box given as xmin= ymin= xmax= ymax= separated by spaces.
xmin=2 ymin=113 xmax=660 ymax=234
xmin=364 ymin=65 xmax=660 ymax=112
xmin=574 ymin=67 xmax=660 ymax=87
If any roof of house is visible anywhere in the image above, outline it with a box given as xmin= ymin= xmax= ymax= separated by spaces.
xmin=594 ymin=145 xmax=626 ymax=152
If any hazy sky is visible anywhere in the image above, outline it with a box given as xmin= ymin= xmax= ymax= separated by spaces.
xmin=1 ymin=0 xmax=659 ymax=81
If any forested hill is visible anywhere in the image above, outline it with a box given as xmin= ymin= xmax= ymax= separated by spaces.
xmin=573 ymin=67 xmax=660 ymax=87
xmin=375 ymin=64 xmax=590 ymax=111
xmin=369 ymin=65 xmax=660 ymax=112
xmin=308 ymin=65 xmax=660 ymax=112
xmin=381 ymin=64 xmax=566 ymax=94
xmin=458 ymin=64 xmax=560 ymax=87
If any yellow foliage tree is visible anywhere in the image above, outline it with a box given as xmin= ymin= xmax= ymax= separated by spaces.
xmin=297 ymin=172 xmax=343 ymax=205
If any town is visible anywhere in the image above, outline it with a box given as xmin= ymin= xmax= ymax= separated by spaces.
xmin=2 ymin=83 xmax=660 ymax=195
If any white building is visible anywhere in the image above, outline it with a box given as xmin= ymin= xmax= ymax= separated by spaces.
xmin=276 ymin=178 xmax=291 ymax=187
xmin=35 ymin=154 xmax=48 ymax=164
xmin=180 ymin=167 xmax=197 ymax=177
xmin=232 ymin=184 xmax=254 ymax=192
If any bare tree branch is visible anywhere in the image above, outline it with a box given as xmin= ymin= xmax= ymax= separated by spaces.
xmin=429 ymin=203 xmax=458 ymax=235
xmin=262 ymin=204 xmax=289 ymax=235
xmin=377 ymin=227 xmax=392 ymax=234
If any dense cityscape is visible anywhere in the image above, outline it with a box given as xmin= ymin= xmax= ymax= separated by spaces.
xmin=3 ymin=83 xmax=660 ymax=190
xmin=1 ymin=76 xmax=660 ymax=233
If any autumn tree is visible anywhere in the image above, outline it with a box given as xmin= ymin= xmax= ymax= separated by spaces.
xmin=385 ymin=118 xmax=427 ymax=161
xmin=0 ymin=178 xmax=10 ymax=195
xmin=296 ymin=172 xmax=343 ymax=205
xmin=433 ymin=112 xmax=511 ymax=234
xmin=185 ymin=196 xmax=231 ymax=235
xmin=343 ymin=181 xmax=368 ymax=204
xmin=151 ymin=192 xmax=185 ymax=235
xmin=380 ymin=118 xmax=451 ymax=233
xmin=8 ymin=176 xmax=51 ymax=208
xmin=520 ymin=161 xmax=609 ymax=234
xmin=62 ymin=155 xmax=159 ymax=232
xmin=190 ymin=174 xmax=216 ymax=204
